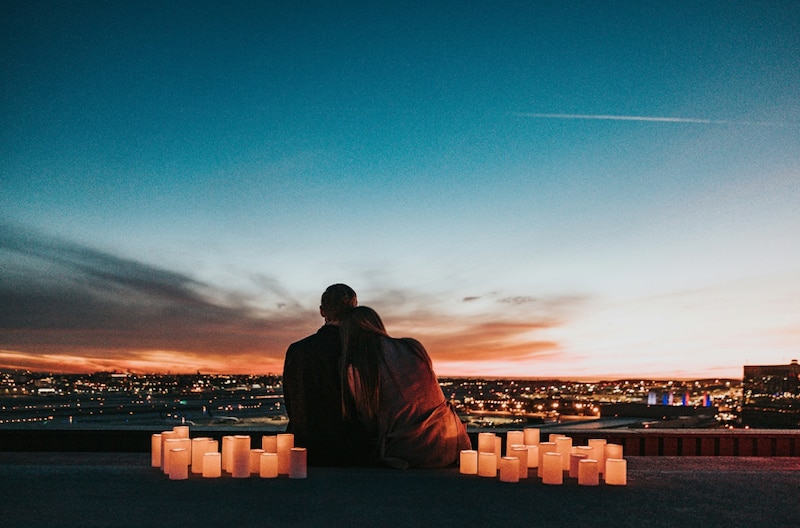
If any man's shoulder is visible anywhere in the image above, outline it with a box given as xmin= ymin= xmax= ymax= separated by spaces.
xmin=288 ymin=325 xmax=339 ymax=351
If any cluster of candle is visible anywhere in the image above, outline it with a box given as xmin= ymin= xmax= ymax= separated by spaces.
xmin=460 ymin=429 xmax=627 ymax=486
xmin=151 ymin=427 xmax=307 ymax=480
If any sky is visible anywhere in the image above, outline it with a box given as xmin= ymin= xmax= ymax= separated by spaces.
xmin=2 ymin=1 xmax=799 ymax=380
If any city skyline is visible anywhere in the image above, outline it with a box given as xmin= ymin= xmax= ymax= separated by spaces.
xmin=2 ymin=2 xmax=799 ymax=380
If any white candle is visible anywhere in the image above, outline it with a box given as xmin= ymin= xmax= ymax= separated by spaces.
xmin=523 ymin=427 xmax=540 ymax=446
xmin=526 ymin=445 xmax=539 ymax=468
xmin=260 ymin=452 xmax=278 ymax=478
xmin=604 ymin=444 xmax=623 ymax=474
xmin=605 ymin=458 xmax=627 ymax=485
xmin=231 ymin=435 xmax=251 ymax=478
xmin=477 ymin=432 xmax=496 ymax=453
xmin=478 ymin=452 xmax=497 ymax=477
xmin=151 ymin=434 xmax=162 ymax=468
xmin=168 ymin=448 xmax=189 ymax=480
xmin=277 ymin=433 xmax=294 ymax=475
xmin=537 ymin=442 xmax=556 ymax=477
xmin=289 ymin=447 xmax=307 ymax=479
xmin=172 ymin=425 xmax=190 ymax=439
xmin=460 ymin=450 xmax=478 ymax=475
xmin=262 ymin=435 xmax=278 ymax=453
xmin=556 ymin=436 xmax=573 ymax=470
xmin=578 ymin=458 xmax=599 ymax=486
xmin=542 ymin=452 xmax=563 ymax=485
xmin=164 ymin=438 xmax=182 ymax=475
xmin=499 ymin=457 xmax=520 ymax=483
xmin=250 ymin=449 xmax=265 ymax=474
xmin=588 ymin=439 xmax=607 ymax=474
xmin=221 ymin=436 xmax=235 ymax=473
xmin=506 ymin=431 xmax=524 ymax=455
xmin=191 ymin=438 xmax=210 ymax=473
xmin=569 ymin=453 xmax=587 ymax=478
xmin=510 ymin=446 xmax=528 ymax=479
xmin=549 ymin=433 xmax=564 ymax=443
xmin=203 ymin=452 xmax=222 ymax=478
xmin=208 ymin=439 xmax=219 ymax=453
xmin=160 ymin=431 xmax=177 ymax=471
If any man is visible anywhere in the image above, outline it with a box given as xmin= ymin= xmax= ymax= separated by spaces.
xmin=282 ymin=283 xmax=369 ymax=466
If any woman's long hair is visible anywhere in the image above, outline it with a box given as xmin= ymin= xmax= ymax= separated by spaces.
xmin=339 ymin=306 xmax=389 ymax=422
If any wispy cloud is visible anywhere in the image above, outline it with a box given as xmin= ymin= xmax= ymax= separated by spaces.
xmin=514 ymin=112 xmax=792 ymax=127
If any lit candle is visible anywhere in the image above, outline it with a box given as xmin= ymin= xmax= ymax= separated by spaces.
xmin=221 ymin=436 xmax=235 ymax=473
xmin=168 ymin=448 xmax=189 ymax=480
xmin=164 ymin=438 xmax=182 ymax=475
xmin=537 ymin=442 xmax=556 ymax=478
xmin=289 ymin=447 xmax=307 ymax=479
xmin=478 ymin=452 xmax=497 ymax=477
xmin=208 ymin=439 xmax=219 ymax=454
xmin=499 ymin=457 xmax=520 ymax=483
xmin=555 ymin=436 xmax=573 ymax=470
xmin=549 ymin=433 xmax=564 ymax=443
xmin=172 ymin=425 xmax=190 ymax=439
xmin=523 ymin=427 xmax=540 ymax=446
xmin=191 ymin=437 xmax=211 ymax=473
xmin=506 ymin=431 xmax=524 ymax=455
xmin=542 ymin=452 xmax=563 ymax=485
xmin=460 ymin=450 xmax=478 ymax=475
xmin=160 ymin=431 xmax=177 ymax=471
xmin=477 ymin=432 xmax=496 ymax=454
xmin=604 ymin=443 xmax=623 ymax=474
xmin=203 ymin=452 xmax=222 ymax=478
xmin=262 ymin=435 xmax=278 ymax=453
xmin=250 ymin=449 xmax=265 ymax=474
xmin=605 ymin=458 xmax=627 ymax=485
xmin=494 ymin=437 xmax=502 ymax=464
xmin=510 ymin=445 xmax=528 ymax=479
xmin=231 ymin=435 xmax=251 ymax=478
xmin=588 ymin=439 xmax=607 ymax=474
xmin=151 ymin=433 xmax=162 ymax=468
xmin=578 ymin=458 xmax=599 ymax=486
xmin=569 ymin=453 xmax=587 ymax=478
xmin=260 ymin=452 xmax=278 ymax=478
xmin=526 ymin=445 xmax=539 ymax=468
xmin=277 ymin=433 xmax=294 ymax=475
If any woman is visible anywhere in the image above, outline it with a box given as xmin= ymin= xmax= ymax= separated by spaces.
xmin=339 ymin=306 xmax=471 ymax=469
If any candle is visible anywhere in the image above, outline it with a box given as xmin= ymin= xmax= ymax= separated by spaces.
xmin=164 ymin=438 xmax=182 ymax=475
xmin=506 ymin=431 xmax=524 ymax=455
xmin=523 ymin=427 xmax=540 ymax=446
xmin=542 ymin=452 xmax=563 ymax=485
xmin=172 ymin=425 xmax=190 ymax=439
xmin=495 ymin=437 xmax=502 ymax=464
xmin=231 ymin=435 xmax=251 ymax=478
xmin=578 ymin=458 xmax=599 ymax=486
xmin=250 ymin=449 xmax=265 ymax=474
xmin=289 ymin=447 xmax=307 ymax=479
xmin=262 ymin=435 xmax=278 ymax=453
xmin=510 ymin=446 xmax=528 ymax=479
xmin=203 ymin=452 xmax=222 ymax=478
xmin=588 ymin=439 xmax=607 ymax=474
xmin=151 ymin=434 xmax=162 ymax=468
xmin=478 ymin=452 xmax=497 ymax=477
xmin=460 ymin=450 xmax=478 ymax=475
xmin=555 ymin=436 xmax=573 ymax=470
xmin=604 ymin=444 xmax=623 ymax=474
xmin=191 ymin=437 xmax=211 ymax=473
xmin=569 ymin=453 xmax=587 ymax=478
xmin=499 ymin=457 xmax=520 ymax=483
xmin=537 ymin=442 xmax=556 ymax=478
xmin=477 ymin=432 xmax=496 ymax=454
xmin=260 ymin=452 xmax=278 ymax=478
xmin=168 ymin=448 xmax=189 ymax=480
xmin=526 ymin=445 xmax=539 ymax=468
xmin=160 ymin=431 xmax=177 ymax=471
xmin=605 ymin=458 xmax=627 ymax=485
xmin=277 ymin=433 xmax=294 ymax=475
xmin=549 ymin=433 xmax=564 ymax=443
xmin=221 ymin=436 xmax=235 ymax=473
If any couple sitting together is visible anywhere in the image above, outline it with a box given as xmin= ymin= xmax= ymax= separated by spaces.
xmin=282 ymin=283 xmax=471 ymax=468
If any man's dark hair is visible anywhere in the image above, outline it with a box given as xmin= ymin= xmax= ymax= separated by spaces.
xmin=320 ymin=283 xmax=357 ymax=321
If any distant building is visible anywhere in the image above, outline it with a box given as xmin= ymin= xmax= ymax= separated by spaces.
xmin=741 ymin=359 xmax=800 ymax=428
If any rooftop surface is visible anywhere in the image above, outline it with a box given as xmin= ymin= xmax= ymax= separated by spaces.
xmin=2 ymin=453 xmax=798 ymax=528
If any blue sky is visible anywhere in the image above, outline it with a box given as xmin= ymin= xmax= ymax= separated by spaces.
xmin=2 ymin=1 xmax=799 ymax=379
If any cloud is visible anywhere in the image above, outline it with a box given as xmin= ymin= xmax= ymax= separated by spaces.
xmin=514 ymin=113 xmax=792 ymax=127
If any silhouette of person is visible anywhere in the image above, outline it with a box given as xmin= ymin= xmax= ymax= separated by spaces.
xmin=339 ymin=306 xmax=472 ymax=468
xmin=283 ymin=284 xmax=370 ymax=466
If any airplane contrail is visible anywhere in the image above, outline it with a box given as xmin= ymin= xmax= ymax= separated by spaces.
xmin=514 ymin=112 xmax=790 ymax=127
